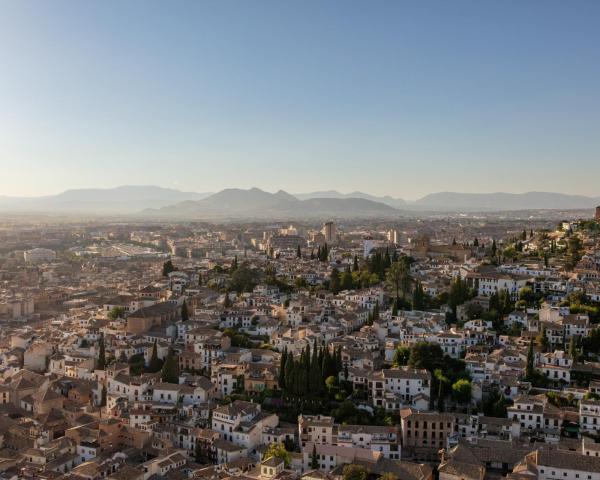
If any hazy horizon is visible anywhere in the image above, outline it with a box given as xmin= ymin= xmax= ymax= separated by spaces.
xmin=1 ymin=184 xmax=600 ymax=203
xmin=2 ymin=1 xmax=599 ymax=198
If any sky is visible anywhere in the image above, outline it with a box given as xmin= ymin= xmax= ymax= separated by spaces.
xmin=1 ymin=1 xmax=599 ymax=200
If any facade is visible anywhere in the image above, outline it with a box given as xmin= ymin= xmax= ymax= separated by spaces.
xmin=322 ymin=222 xmax=337 ymax=244
xmin=24 ymin=248 xmax=56 ymax=263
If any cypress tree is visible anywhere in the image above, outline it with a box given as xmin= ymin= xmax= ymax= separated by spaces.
xmin=297 ymin=245 xmax=302 ymax=258
xmin=334 ymin=347 xmax=343 ymax=375
xmin=304 ymin=345 xmax=311 ymax=393
xmin=100 ymin=384 xmax=107 ymax=407
xmin=311 ymin=444 xmax=318 ymax=469
xmin=279 ymin=349 xmax=287 ymax=389
xmin=223 ymin=291 xmax=232 ymax=308
xmin=296 ymin=360 xmax=306 ymax=395
xmin=321 ymin=348 xmax=333 ymax=379
xmin=310 ymin=346 xmax=322 ymax=394
xmin=97 ymin=335 xmax=106 ymax=370
xmin=161 ymin=348 xmax=180 ymax=383
xmin=284 ymin=354 xmax=294 ymax=393
xmin=412 ymin=281 xmax=425 ymax=310
xmin=372 ymin=301 xmax=379 ymax=322
xmin=162 ymin=260 xmax=175 ymax=277
xmin=330 ymin=267 xmax=341 ymax=293
xmin=353 ymin=255 xmax=359 ymax=272
xmin=568 ymin=336 xmax=577 ymax=359
xmin=525 ymin=340 xmax=535 ymax=380
xmin=148 ymin=340 xmax=163 ymax=373
xmin=181 ymin=301 xmax=189 ymax=322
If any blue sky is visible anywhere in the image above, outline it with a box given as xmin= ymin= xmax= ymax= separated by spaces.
xmin=1 ymin=0 xmax=599 ymax=199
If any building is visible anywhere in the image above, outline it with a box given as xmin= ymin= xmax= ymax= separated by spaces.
xmin=512 ymin=448 xmax=600 ymax=480
xmin=580 ymin=399 xmax=600 ymax=434
xmin=322 ymin=222 xmax=337 ymax=244
xmin=400 ymin=408 xmax=456 ymax=460
xmin=23 ymin=248 xmax=56 ymax=263
xmin=368 ymin=367 xmax=431 ymax=410
xmin=126 ymin=302 xmax=180 ymax=334
xmin=467 ymin=271 xmax=531 ymax=301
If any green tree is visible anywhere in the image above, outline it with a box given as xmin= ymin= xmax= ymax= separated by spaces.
xmin=412 ymin=280 xmax=425 ymax=310
xmin=568 ymin=335 xmax=579 ymax=360
xmin=231 ymin=255 xmax=238 ymax=271
xmin=565 ymin=236 xmax=583 ymax=270
xmin=279 ymin=349 xmax=287 ymax=389
xmin=263 ymin=442 xmax=291 ymax=467
xmin=525 ymin=340 xmax=535 ymax=381
xmin=107 ymin=306 xmax=125 ymax=320
xmin=343 ymin=464 xmax=368 ymax=480
xmin=386 ymin=261 xmax=411 ymax=300
xmin=148 ymin=340 xmax=163 ymax=373
xmin=537 ymin=325 xmax=550 ymax=352
xmin=310 ymin=444 xmax=318 ymax=469
xmin=325 ymin=375 xmax=336 ymax=390
xmin=229 ymin=262 xmax=259 ymax=292
xmin=353 ymin=255 xmax=359 ymax=272
xmin=451 ymin=379 xmax=472 ymax=404
xmin=434 ymin=369 xmax=448 ymax=412
xmin=161 ymin=348 xmax=179 ymax=383
xmin=392 ymin=346 xmax=410 ymax=366
xmin=408 ymin=342 xmax=445 ymax=372
xmin=97 ymin=335 xmax=106 ymax=370
xmin=372 ymin=301 xmax=380 ymax=323
xmin=181 ymin=301 xmax=189 ymax=322
xmin=223 ymin=291 xmax=232 ymax=308
xmin=100 ymin=384 xmax=107 ymax=407
xmin=448 ymin=276 xmax=473 ymax=319
xmin=483 ymin=388 xmax=507 ymax=417
xmin=195 ymin=441 xmax=204 ymax=463
xmin=320 ymin=243 xmax=329 ymax=262
xmin=297 ymin=245 xmax=302 ymax=258
xmin=330 ymin=267 xmax=341 ymax=294
xmin=518 ymin=287 xmax=535 ymax=306
xmin=162 ymin=259 xmax=175 ymax=277
xmin=380 ymin=473 xmax=398 ymax=480
xmin=341 ymin=267 xmax=354 ymax=291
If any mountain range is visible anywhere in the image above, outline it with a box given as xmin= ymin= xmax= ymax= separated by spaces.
xmin=0 ymin=186 xmax=212 ymax=214
xmin=143 ymin=188 xmax=397 ymax=218
xmin=414 ymin=191 xmax=600 ymax=210
xmin=0 ymin=186 xmax=598 ymax=217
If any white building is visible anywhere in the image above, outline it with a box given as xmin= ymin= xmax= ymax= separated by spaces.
xmin=24 ymin=248 xmax=56 ymax=263
xmin=580 ymin=399 xmax=600 ymax=434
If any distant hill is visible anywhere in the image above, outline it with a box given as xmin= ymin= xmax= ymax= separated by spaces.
xmin=0 ymin=185 xmax=212 ymax=214
xmin=1 ymin=186 xmax=598 ymax=215
xmin=145 ymin=188 xmax=398 ymax=218
xmin=295 ymin=190 xmax=407 ymax=208
xmin=415 ymin=191 xmax=600 ymax=210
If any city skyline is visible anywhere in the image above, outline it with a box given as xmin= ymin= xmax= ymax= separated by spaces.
xmin=1 ymin=1 xmax=600 ymax=198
